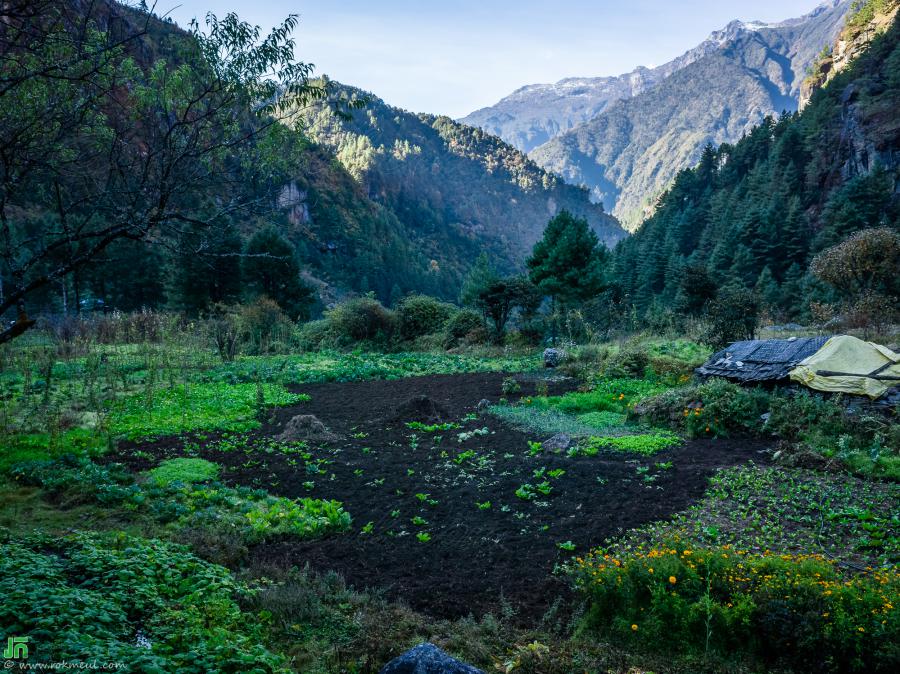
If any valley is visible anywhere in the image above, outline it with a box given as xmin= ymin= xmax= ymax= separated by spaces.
xmin=0 ymin=1 xmax=897 ymax=673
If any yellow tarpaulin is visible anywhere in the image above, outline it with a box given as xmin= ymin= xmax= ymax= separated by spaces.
xmin=790 ymin=335 xmax=900 ymax=399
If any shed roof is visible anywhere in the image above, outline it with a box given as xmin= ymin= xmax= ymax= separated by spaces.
xmin=695 ymin=336 xmax=830 ymax=383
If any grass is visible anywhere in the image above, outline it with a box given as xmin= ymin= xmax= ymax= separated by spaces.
xmin=580 ymin=431 xmax=682 ymax=456
xmin=108 ymin=382 xmax=308 ymax=440
xmin=206 ymin=350 xmax=540 ymax=385
xmin=488 ymin=404 xmax=622 ymax=437
xmin=2 ymin=327 xmax=896 ymax=673
xmin=489 ymin=375 xmax=676 ymax=439
xmin=148 ymin=458 xmax=221 ymax=486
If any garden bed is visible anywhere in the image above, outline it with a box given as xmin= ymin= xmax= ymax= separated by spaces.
xmin=117 ymin=372 xmax=772 ymax=621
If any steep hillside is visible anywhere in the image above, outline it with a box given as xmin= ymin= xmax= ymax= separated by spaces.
xmin=610 ymin=11 xmax=900 ymax=319
xmin=293 ymin=87 xmax=624 ymax=271
xmin=7 ymin=1 xmax=623 ymax=316
xmin=530 ymin=1 xmax=852 ymax=229
xmin=458 ymin=15 xmax=777 ymax=154
xmin=800 ymin=0 xmax=900 ymax=106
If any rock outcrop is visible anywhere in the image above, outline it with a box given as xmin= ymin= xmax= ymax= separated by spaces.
xmin=799 ymin=0 xmax=900 ymax=108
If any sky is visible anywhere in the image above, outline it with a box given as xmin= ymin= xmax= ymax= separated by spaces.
xmin=159 ymin=0 xmax=829 ymax=118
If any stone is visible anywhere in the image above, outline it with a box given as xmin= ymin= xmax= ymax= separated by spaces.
xmin=379 ymin=643 xmax=484 ymax=674
xmin=543 ymin=433 xmax=573 ymax=451
xmin=278 ymin=414 xmax=339 ymax=444
xmin=543 ymin=347 xmax=566 ymax=368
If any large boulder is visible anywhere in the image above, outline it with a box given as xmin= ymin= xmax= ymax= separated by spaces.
xmin=380 ymin=643 xmax=483 ymax=674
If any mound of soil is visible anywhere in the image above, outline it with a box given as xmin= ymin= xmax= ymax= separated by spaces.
xmin=389 ymin=395 xmax=448 ymax=423
xmin=278 ymin=414 xmax=339 ymax=444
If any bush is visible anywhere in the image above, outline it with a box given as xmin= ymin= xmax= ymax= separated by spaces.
xmin=572 ymin=543 xmax=900 ymax=672
xmin=635 ymin=378 xmax=770 ymax=438
xmin=322 ymin=296 xmax=396 ymax=347
xmin=396 ymin=294 xmax=456 ymax=341
xmin=236 ymin=296 xmax=298 ymax=354
xmin=443 ymin=308 xmax=486 ymax=348
xmin=296 ymin=318 xmax=333 ymax=351
xmin=604 ymin=346 xmax=650 ymax=378
xmin=702 ymin=287 xmax=759 ymax=348
xmin=768 ymin=392 xmax=900 ymax=479
xmin=767 ymin=391 xmax=850 ymax=441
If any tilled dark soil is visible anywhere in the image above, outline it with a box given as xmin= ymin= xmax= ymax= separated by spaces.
xmin=120 ymin=372 xmax=771 ymax=621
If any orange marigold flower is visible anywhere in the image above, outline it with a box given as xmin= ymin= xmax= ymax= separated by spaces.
xmin=669 ymin=576 xmax=677 ymax=584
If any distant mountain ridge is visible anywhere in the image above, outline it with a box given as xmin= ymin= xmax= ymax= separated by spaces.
xmin=459 ymin=12 xmax=799 ymax=154
xmin=462 ymin=0 xmax=853 ymax=229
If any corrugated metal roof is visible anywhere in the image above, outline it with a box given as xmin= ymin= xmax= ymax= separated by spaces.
xmin=695 ymin=336 xmax=831 ymax=382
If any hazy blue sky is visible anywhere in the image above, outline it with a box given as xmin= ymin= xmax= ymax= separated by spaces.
xmin=159 ymin=1 xmax=829 ymax=117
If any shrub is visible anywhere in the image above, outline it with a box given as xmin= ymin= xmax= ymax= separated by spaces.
xmin=635 ymin=378 xmax=770 ymax=438
xmin=236 ymin=296 xmax=298 ymax=354
xmin=767 ymin=391 xmax=850 ymax=441
xmin=396 ymin=294 xmax=456 ymax=341
xmin=148 ymin=458 xmax=221 ymax=486
xmin=572 ymin=543 xmax=900 ymax=672
xmin=702 ymin=286 xmax=759 ymax=348
xmin=296 ymin=318 xmax=333 ymax=351
xmin=604 ymin=346 xmax=649 ymax=378
xmin=501 ymin=377 xmax=521 ymax=395
xmin=443 ymin=308 xmax=486 ymax=348
xmin=768 ymin=392 xmax=900 ymax=479
xmin=322 ymin=296 xmax=396 ymax=347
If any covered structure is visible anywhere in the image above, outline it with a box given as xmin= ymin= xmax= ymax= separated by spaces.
xmin=695 ymin=336 xmax=830 ymax=384
xmin=790 ymin=335 xmax=900 ymax=399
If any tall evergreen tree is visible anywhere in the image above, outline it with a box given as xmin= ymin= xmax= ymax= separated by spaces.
xmin=527 ymin=211 xmax=608 ymax=308
xmin=173 ymin=223 xmax=243 ymax=313
xmin=243 ymin=228 xmax=314 ymax=320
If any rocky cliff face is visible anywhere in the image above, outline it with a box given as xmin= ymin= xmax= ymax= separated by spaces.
xmin=800 ymin=0 xmax=900 ymax=108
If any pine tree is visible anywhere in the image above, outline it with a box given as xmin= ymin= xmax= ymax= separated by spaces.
xmin=526 ymin=211 xmax=607 ymax=307
xmin=754 ymin=266 xmax=781 ymax=315
xmin=243 ymin=228 xmax=314 ymax=320
xmin=173 ymin=223 xmax=243 ymax=313
xmin=459 ymin=252 xmax=498 ymax=307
